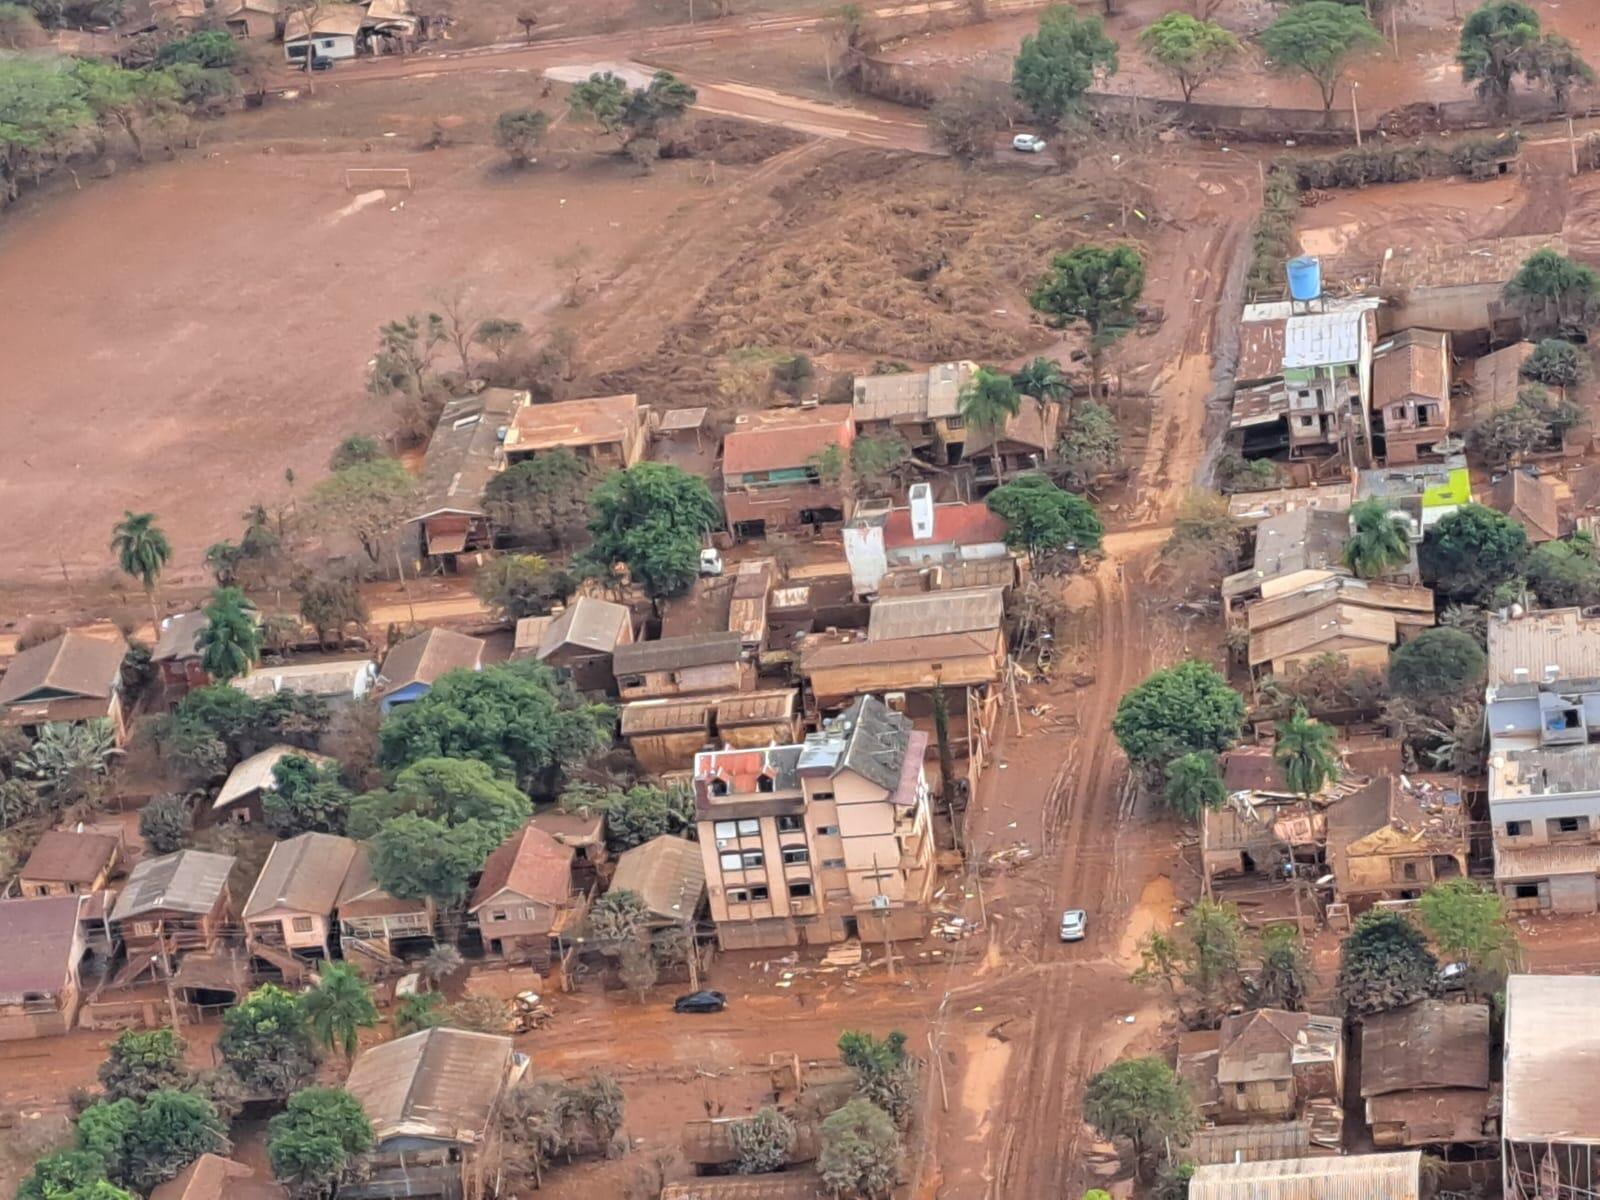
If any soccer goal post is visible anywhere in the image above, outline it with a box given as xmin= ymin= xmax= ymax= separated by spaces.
xmin=343 ymin=167 xmax=414 ymax=191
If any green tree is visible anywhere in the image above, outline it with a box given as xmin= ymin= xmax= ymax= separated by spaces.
xmin=0 ymin=57 xmax=93 ymax=206
xmin=73 ymin=60 xmax=178 ymax=163
xmin=838 ymin=1030 xmax=916 ymax=1127
xmin=1505 ymin=247 xmax=1600 ymax=336
xmin=1256 ymin=924 xmax=1312 ymax=1011
xmin=1013 ymin=356 xmax=1069 ymax=402
xmin=1012 ymin=5 xmax=1118 ymax=135
xmin=1527 ymin=534 xmax=1600 ymax=609
xmin=559 ymin=782 xmax=693 ymax=848
xmin=369 ymin=313 xmax=444 ymax=397
xmin=474 ymin=316 xmax=526 ymax=361
xmin=473 ymin=553 xmax=574 ymax=620
xmin=1161 ymin=751 xmax=1225 ymax=820
xmin=1520 ymin=337 xmax=1590 ymax=388
xmin=1052 ymin=401 xmax=1121 ymax=489
xmin=733 ymin=1106 xmax=797 ymax=1174
xmin=18 ymin=1150 xmax=117 ymax=1200
xmin=328 ymin=434 xmax=382 ymax=472
xmin=568 ymin=69 xmax=696 ymax=167
xmin=1421 ymin=503 xmax=1529 ymax=602
xmin=587 ymin=888 xmax=650 ymax=943
xmin=268 ymin=1087 xmax=374 ymax=1200
xmin=1337 ymin=909 xmax=1439 ymax=1014
xmin=218 ymin=983 xmax=319 ymax=1100
xmin=1526 ymin=33 xmax=1595 ymax=110
xmin=1273 ymin=706 xmax=1339 ymax=799
xmin=1417 ymin=877 xmax=1515 ymax=971
xmin=298 ymin=572 xmax=368 ymax=649
xmin=1342 ymin=498 xmax=1412 ymax=579
xmin=818 ymin=1099 xmax=901 ymax=1199
xmin=1137 ymin=11 xmax=1239 ymax=102
xmin=350 ymin=756 xmax=530 ymax=841
xmin=394 ymin=990 xmax=447 ymax=1035
xmin=1259 ymin=1 xmax=1382 ymax=115
xmin=111 ymin=510 xmax=171 ymax=633
xmin=155 ymin=30 xmax=238 ymax=67
xmin=303 ymin=962 xmax=379 ymax=1060
xmin=196 ymin=586 xmax=260 ymax=683
xmin=986 ymin=475 xmax=1104 ymax=557
xmin=1457 ymin=0 xmax=1541 ymax=113
xmin=848 ymin=433 xmax=913 ymax=499
xmin=139 ymin=793 xmax=194 ymax=855
xmin=1029 ymin=244 xmax=1145 ymax=394
xmin=307 ymin=458 xmax=418 ymax=564
xmin=494 ymin=107 xmax=550 ymax=167
xmin=264 ymin=754 xmax=352 ymax=837
xmin=16 ymin=719 xmax=115 ymax=804
xmin=483 ymin=450 xmax=597 ymax=549
xmin=117 ymin=1089 xmax=228 ymax=1191
xmin=1113 ymin=660 xmax=1244 ymax=778
xmin=98 ymin=1028 xmax=192 ymax=1103
xmin=76 ymin=1098 xmax=137 ymax=1177
xmin=1389 ymin=627 xmax=1488 ymax=702
xmin=1082 ymin=1057 xmax=1196 ymax=1167
xmin=584 ymin=463 xmax=720 ymax=599
xmin=959 ymin=366 xmax=1022 ymax=483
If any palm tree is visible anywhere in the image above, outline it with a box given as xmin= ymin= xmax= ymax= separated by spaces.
xmin=1273 ymin=706 xmax=1339 ymax=799
xmin=110 ymin=511 xmax=172 ymax=634
xmin=1342 ymin=499 xmax=1412 ymax=579
xmin=1162 ymin=751 xmax=1226 ymax=820
xmin=196 ymin=587 xmax=261 ymax=683
xmin=1011 ymin=357 xmax=1069 ymax=403
xmin=420 ymin=944 xmax=463 ymax=991
xmin=959 ymin=367 xmax=1022 ymax=484
xmin=304 ymin=962 xmax=379 ymax=1059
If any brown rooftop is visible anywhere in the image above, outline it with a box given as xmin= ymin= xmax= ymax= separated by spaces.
xmin=1373 ymin=328 xmax=1449 ymax=407
xmin=21 ymin=830 xmax=119 ymax=885
xmin=469 ymin=823 xmax=571 ymax=911
xmin=0 ymin=895 xmax=83 ymax=1003
xmin=1486 ymin=470 xmax=1562 ymax=543
xmin=1381 ymin=234 xmax=1563 ymax=291
xmin=1237 ymin=318 xmax=1287 ymax=384
xmin=377 ymin=627 xmax=485 ymax=700
xmin=0 ymin=628 xmax=127 ymax=707
xmin=503 ymin=393 xmax=639 ymax=454
xmin=722 ymin=405 xmax=853 ymax=476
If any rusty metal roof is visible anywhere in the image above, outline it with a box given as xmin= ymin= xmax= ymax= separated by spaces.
xmin=345 ymin=1027 xmax=515 ymax=1145
xmin=1360 ymin=1000 xmax=1490 ymax=1096
xmin=1189 ymin=1151 xmax=1420 ymax=1200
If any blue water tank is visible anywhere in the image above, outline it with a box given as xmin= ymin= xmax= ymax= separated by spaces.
xmin=1286 ymin=255 xmax=1323 ymax=303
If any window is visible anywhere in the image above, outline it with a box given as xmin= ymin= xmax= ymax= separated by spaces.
xmin=741 ymin=850 xmax=765 ymax=869
xmin=1273 ymin=1080 xmax=1288 ymax=1093
xmin=788 ymin=881 xmax=814 ymax=898
xmin=1555 ymin=816 xmax=1586 ymax=834
xmin=811 ymin=791 xmax=835 ymax=802
xmin=782 ymin=846 xmax=810 ymax=866
xmin=490 ymin=910 xmax=508 ymax=922
xmin=618 ymin=675 xmax=644 ymax=689
xmin=945 ymin=416 xmax=965 ymax=430
xmin=727 ymin=888 xmax=750 ymax=903
xmin=1234 ymin=1083 xmax=1247 ymax=1095
xmin=291 ymin=917 xmax=314 ymax=933
xmin=757 ymin=775 xmax=775 ymax=793
xmin=1401 ymin=862 xmax=1418 ymax=882
xmin=720 ymin=852 xmax=744 ymax=871
xmin=714 ymin=821 xmax=738 ymax=840
xmin=777 ymin=815 xmax=804 ymax=833
xmin=132 ymin=921 xmax=156 ymax=937
xmin=822 ymin=857 xmax=845 ymax=869
xmin=737 ymin=819 xmax=760 ymax=836
xmin=1515 ymin=883 xmax=1542 ymax=899
xmin=1505 ymin=820 xmax=1530 ymax=837
xmin=749 ymin=885 xmax=770 ymax=901
xmin=816 ymin=824 xmax=840 ymax=836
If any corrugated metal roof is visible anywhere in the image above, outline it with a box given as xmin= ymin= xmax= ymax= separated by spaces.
xmin=852 ymin=362 xmax=974 ymax=422
xmin=538 ymin=597 xmax=631 ymax=658
xmin=1282 ymin=311 xmax=1366 ymax=369
xmin=344 ymin=1027 xmax=514 ymax=1145
xmin=152 ymin=611 xmax=209 ymax=663
xmin=1360 ymin=1001 xmax=1489 ymax=1096
xmin=112 ymin=850 xmax=234 ymax=920
xmin=867 ymin=586 xmax=1003 ymax=641
xmin=1189 ymin=1151 xmax=1420 ymax=1200
xmin=214 ymin=745 xmax=337 ymax=811
xmin=0 ymin=628 xmax=126 ymax=706
xmin=1504 ymin=974 xmax=1600 ymax=1143
xmin=0 ymin=895 xmax=83 ymax=1003
xmin=1248 ymin=603 xmax=1398 ymax=667
xmin=232 ymin=659 xmax=376 ymax=701
xmin=614 ymin=632 xmax=743 ymax=675
xmin=611 ymin=835 xmax=706 ymax=921
xmin=411 ymin=389 xmax=524 ymax=521
xmin=1487 ymin=607 xmax=1600 ymax=687
xmin=1184 ymin=1121 xmax=1311 ymax=1167
xmin=242 ymin=833 xmax=359 ymax=920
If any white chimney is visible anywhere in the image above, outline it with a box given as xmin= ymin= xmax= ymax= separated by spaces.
xmin=909 ymin=483 xmax=935 ymax=541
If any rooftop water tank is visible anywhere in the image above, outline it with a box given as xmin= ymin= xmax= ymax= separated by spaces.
xmin=1286 ymin=256 xmax=1322 ymax=303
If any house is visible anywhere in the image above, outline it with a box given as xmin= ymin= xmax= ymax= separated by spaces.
xmin=361 ymin=0 xmax=417 ymax=38
xmin=1189 ymin=1152 xmax=1421 ymax=1200
xmin=1354 ymin=456 xmax=1472 ymax=538
xmin=613 ymin=632 xmax=752 ymax=702
xmin=409 ymin=389 xmax=526 ymax=561
xmin=1245 ymin=577 xmax=1435 ymax=679
xmin=530 ymin=597 xmax=634 ymax=695
xmin=1238 ymin=301 xmax=1378 ymax=460
xmin=620 ymin=690 xmax=802 ymax=775
xmin=1380 ymin=232 xmax=1559 ymax=344
xmin=213 ymin=745 xmax=339 ymax=824
xmin=242 ymin=833 xmax=360 ymax=975
xmin=221 ymin=0 xmax=279 ymax=38
xmin=1327 ymin=775 xmax=1469 ymax=907
xmin=722 ymin=404 xmax=855 ymax=541
xmin=283 ymin=4 xmax=363 ymax=60
xmin=1462 ymin=339 xmax=1537 ymax=429
xmin=728 ymin=560 xmax=775 ymax=652
xmin=1488 ymin=744 xmax=1600 ymax=913
xmin=1486 ymin=470 xmax=1563 ymax=544
xmin=0 ymin=895 xmax=87 ymax=1040
xmin=843 ymin=486 xmax=1012 ymax=596
xmin=1372 ymin=328 xmax=1451 ymax=464
xmin=501 ymin=393 xmax=647 ymax=470
xmin=337 ymin=842 xmax=436 ymax=966
xmin=110 ymin=850 xmax=234 ymax=967
xmin=652 ymin=406 xmax=714 ymax=475
xmin=528 ymin=810 xmax=608 ymax=888
xmin=1227 ymin=483 xmax=1353 ymax=526
xmin=1181 ymin=1008 xmax=1342 ymax=1122
xmin=469 ymin=823 xmax=580 ymax=967
xmin=151 ymin=611 xmax=211 ymax=695
xmin=1221 ymin=507 xmax=1350 ymax=619
xmin=610 ymin=835 xmax=706 ymax=927
xmin=376 ymin=627 xmax=485 ymax=713
xmin=1182 ymin=1121 xmax=1315 ymax=1168
xmin=963 ymin=396 xmax=1059 ymax=488
xmin=1502 ymin=974 xmax=1600 ymax=1200
xmin=150 ymin=1155 xmax=285 ymax=1200
xmin=341 ymin=1027 xmax=522 ymax=1200
xmin=852 ymin=361 xmax=978 ymax=466
xmin=693 ymin=694 xmax=935 ymax=949
xmin=232 ymin=659 xmax=377 ymax=706
xmin=18 ymin=830 xmax=120 ymax=898
xmin=0 ymin=628 xmax=129 ymax=744
xmin=1361 ymin=1000 xmax=1494 ymax=1147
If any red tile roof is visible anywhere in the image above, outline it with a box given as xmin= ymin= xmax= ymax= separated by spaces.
xmin=469 ymin=823 xmax=571 ymax=911
xmin=722 ymin=406 xmax=854 ymax=476
xmin=882 ymin=502 xmax=1009 ymax=549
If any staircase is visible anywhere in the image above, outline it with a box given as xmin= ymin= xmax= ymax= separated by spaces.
xmin=249 ymin=941 xmax=314 ymax=986
xmin=344 ymin=937 xmax=405 ymax=978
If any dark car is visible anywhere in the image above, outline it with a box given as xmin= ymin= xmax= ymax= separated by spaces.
xmin=673 ymin=990 xmax=727 ymax=1014
xmin=310 ymin=55 xmax=334 ymax=71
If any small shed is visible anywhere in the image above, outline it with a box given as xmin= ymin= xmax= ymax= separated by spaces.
xmin=19 ymin=830 xmax=120 ymax=898
xmin=533 ymin=597 xmax=634 ymax=695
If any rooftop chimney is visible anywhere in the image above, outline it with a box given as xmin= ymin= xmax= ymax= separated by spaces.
xmin=909 ymin=483 xmax=935 ymax=541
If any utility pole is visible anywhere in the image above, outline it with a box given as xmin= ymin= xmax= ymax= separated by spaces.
xmin=393 ymin=542 xmax=417 ymax=630
xmin=1350 ymin=81 xmax=1362 ymax=148
xmin=157 ymin=947 xmax=183 ymax=1030
xmin=872 ymin=854 xmax=895 ymax=980
xmin=1570 ymin=116 xmax=1580 ymax=177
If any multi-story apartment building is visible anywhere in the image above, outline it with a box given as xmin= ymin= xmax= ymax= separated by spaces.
xmin=693 ymin=695 xmax=934 ymax=950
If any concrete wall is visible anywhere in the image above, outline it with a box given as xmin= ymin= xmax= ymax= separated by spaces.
xmin=1547 ymin=872 xmax=1598 ymax=914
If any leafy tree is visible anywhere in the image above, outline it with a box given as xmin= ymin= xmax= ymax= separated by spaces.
xmin=1259 ymin=2 xmax=1382 ymax=115
xmin=117 ymin=1089 xmax=228 ymax=1191
xmin=927 ymin=80 xmax=1007 ymax=167
xmin=1052 ymin=401 xmax=1121 ymax=489
xmin=483 ymin=451 xmax=597 ymax=550
xmin=587 ymin=888 xmax=649 ymax=944
xmin=818 ymin=1099 xmax=901 ymax=1199
xmin=986 ymin=475 xmax=1104 ymax=557
xmin=268 ymin=1087 xmax=373 ymax=1200
xmin=473 ymin=553 xmax=574 ymax=620
xmin=1162 ymin=491 xmax=1242 ymax=577
xmin=176 ymin=684 xmax=324 ymax=761
xmin=1215 ymin=452 xmax=1281 ymax=494
xmin=1082 ymin=1057 xmax=1197 ymax=1165
xmin=196 ymin=586 xmax=260 ymax=683
xmin=1527 ymin=534 xmax=1600 ymax=609
xmin=73 ymin=60 xmax=178 ymax=163
xmin=474 ymin=316 xmax=526 ymax=361
xmin=1029 ymin=244 xmax=1145 ymax=393
xmin=369 ymin=313 xmax=444 ymax=398
xmin=1137 ymin=11 xmax=1239 ymax=102
xmin=307 ymin=458 xmax=418 ymax=564
xmin=303 ymin=962 xmax=379 ymax=1059
xmin=111 ymin=510 xmax=171 ymax=633
xmin=18 ymin=1150 xmax=117 ymax=1200
xmin=155 ymin=30 xmax=237 ymax=67
xmin=16 ymin=720 xmax=115 ymax=804
xmin=298 ymin=572 xmax=368 ymax=649
xmin=1520 ymin=338 xmax=1590 ymax=388
xmin=568 ymin=69 xmax=696 ymax=166
xmin=0 ymin=57 xmax=93 ymax=206
xmin=1255 ymin=924 xmax=1311 ymax=1011
xmin=264 ymin=754 xmax=352 ymax=836
xmin=1013 ymin=356 xmax=1070 ymax=402
xmin=733 ymin=1106 xmax=797 ymax=1174
xmin=76 ymin=1098 xmax=138 ymax=1177
xmin=494 ymin=107 xmax=549 ymax=167
xmin=98 ymin=1028 xmax=192 ymax=1103
xmin=369 ymin=813 xmax=498 ymax=905
xmin=1456 ymin=0 xmax=1541 ymax=113
xmin=1421 ymin=503 xmax=1529 ymax=602
xmin=1472 ymin=395 xmax=1557 ymax=464
xmin=1273 ymin=706 xmax=1339 ymax=799
xmin=394 ymin=990 xmax=447 ymax=1035
xmin=1113 ymin=660 xmax=1243 ymax=777
xmin=959 ymin=366 xmax=1022 ymax=482
xmin=1342 ymin=498 xmax=1411 ymax=579
xmin=1337 ymin=909 xmax=1439 ymax=1014
xmin=218 ymin=983 xmax=319 ymax=1100
xmin=848 ymin=433 xmax=914 ymax=499
xmin=1012 ymin=5 xmax=1118 ymax=135
xmin=1161 ymin=751 xmax=1225 ymax=820
xmin=328 ymin=434 xmax=382 ymax=472
xmin=1389 ymin=627 xmax=1487 ymax=702
xmin=559 ymin=782 xmax=693 ymax=849
xmin=1417 ymin=877 xmax=1514 ymax=970
xmin=145 ymin=715 xmax=227 ymax=788
xmin=1505 ymin=247 xmax=1600 ymax=336
xmin=584 ymin=463 xmax=720 ymax=599
xmin=839 ymin=1029 xmax=917 ymax=1127
xmin=1526 ymin=33 xmax=1595 ymax=110
xmin=139 ymin=794 xmax=193 ymax=855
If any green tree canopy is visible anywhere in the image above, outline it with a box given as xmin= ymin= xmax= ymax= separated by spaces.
xmin=472 ymin=553 xmax=574 ymax=621
xmin=155 ymin=30 xmax=238 ymax=67
xmin=111 ymin=510 xmax=171 ymax=631
xmin=268 ymin=1087 xmax=374 ymax=1200
xmin=1161 ymin=751 xmax=1226 ymax=820
xmin=1525 ymin=33 xmax=1595 ymax=109
xmin=584 ymin=462 xmax=720 ymax=598
xmin=839 ymin=1030 xmax=916 ymax=1128
xmin=1527 ymin=534 xmax=1600 ymax=609
xmin=18 ymin=1150 xmax=118 ymax=1200
xmin=350 ymin=756 xmax=531 ymax=840
xmin=306 ymin=458 xmax=418 ymax=564
xmin=1417 ymin=877 xmax=1515 ymax=970
xmin=1082 ymin=1057 xmax=1197 ymax=1163
xmin=732 ymin=1106 xmax=797 ymax=1175
xmin=1137 ymin=11 xmax=1240 ymax=102
xmin=494 ymin=107 xmax=550 ymax=167
xmin=1053 ymin=400 xmax=1122 ymax=489
xmin=196 ymin=586 xmax=260 ymax=683
xmin=559 ymin=781 xmax=693 ymax=849
xmin=1259 ymin=1 xmax=1382 ymax=113
xmin=1255 ymin=924 xmax=1312 ymax=1011
xmin=1113 ymin=660 xmax=1244 ymax=776
xmin=568 ymin=69 xmax=696 ymax=164
xmin=303 ymin=962 xmax=379 ymax=1059
xmin=1389 ymin=627 xmax=1488 ymax=702
xmin=98 ymin=1028 xmax=192 ymax=1103
xmin=1520 ymin=338 xmax=1589 ymax=388
xmin=218 ymin=983 xmax=319 ymax=1100
xmin=986 ymin=475 xmax=1104 ymax=557
xmin=1342 ymin=498 xmax=1412 ymax=579
xmin=1420 ymin=503 xmax=1529 ymax=602
xmin=1337 ymin=909 xmax=1439 ymax=1014
xmin=0 ymin=57 xmax=94 ymax=206
xmin=76 ymin=1090 xmax=228 ymax=1192
xmin=1012 ymin=4 xmax=1118 ymax=133
xmin=1029 ymin=244 xmax=1145 ymax=389
xmin=264 ymin=753 xmax=353 ymax=837
xmin=482 ymin=449 xmax=596 ymax=549
xmin=176 ymin=684 xmax=325 ymax=761
xmin=1457 ymin=0 xmax=1541 ymax=111
xmin=1505 ymin=247 xmax=1600 ymax=335
xmin=1273 ymin=706 xmax=1339 ymax=799
xmin=1013 ymin=356 xmax=1070 ymax=402
xmin=817 ymin=1098 xmax=901 ymax=1199
xmin=139 ymin=793 xmax=194 ymax=854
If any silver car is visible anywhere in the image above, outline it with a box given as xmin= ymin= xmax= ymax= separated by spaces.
xmin=1012 ymin=133 xmax=1047 ymax=154
xmin=1060 ymin=909 xmax=1087 ymax=942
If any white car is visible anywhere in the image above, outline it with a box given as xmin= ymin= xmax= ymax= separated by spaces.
xmin=1060 ymin=909 xmax=1087 ymax=942
xmin=1012 ymin=133 xmax=1048 ymax=154
xmin=699 ymin=548 xmax=724 ymax=577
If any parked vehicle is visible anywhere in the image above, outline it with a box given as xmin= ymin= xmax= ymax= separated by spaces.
xmin=1012 ymin=133 xmax=1047 ymax=154
xmin=1059 ymin=909 xmax=1087 ymax=942
xmin=673 ymin=989 xmax=727 ymax=1013
xmin=1437 ymin=961 xmax=1469 ymax=992
xmin=699 ymin=547 xmax=724 ymax=576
